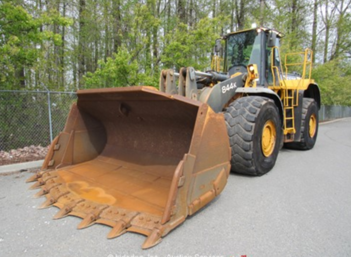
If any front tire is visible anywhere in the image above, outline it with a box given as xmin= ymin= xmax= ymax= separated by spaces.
xmin=224 ymin=96 xmax=282 ymax=176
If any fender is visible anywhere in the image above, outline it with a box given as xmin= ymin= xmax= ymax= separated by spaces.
xmin=233 ymin=87 xmax=284 ymax=126
xmin=199 ymin=77 xmax=285 ymax=127
xmin=304 ymin=83 xmax=321 ymax=109
xmin=198 ymin=73 xmax=244 ymax=113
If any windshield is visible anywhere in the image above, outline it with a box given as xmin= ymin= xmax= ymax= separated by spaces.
xmin=225 ymin=30 xmax=261 ymax=71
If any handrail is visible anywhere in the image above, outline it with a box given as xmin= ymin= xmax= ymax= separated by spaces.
xmin=270 ymin=46 xmax=286 ymax=88
xmin=284 ymin=48 xmax=313 ymax=81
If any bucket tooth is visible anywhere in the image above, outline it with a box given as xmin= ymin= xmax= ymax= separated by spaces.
xmin=77 ymin=214 xmax=96 ymax=229
xmin=34 ymin=183 xmax=61 ymax=198
xmin=77 ymin=204 xmax=108 ymax=229
xmin=41 ymin=175 xmax=58 ymax=183
xmin=26 ymin=172 xmax=44 ymax=183
xmin=53 ymin=199 xmax=84 ymax=220
xmin=39 ymin=197 xmax=55 ymax=209
xmin=107 ymin=221 xmax=127 ymax=239
xmin=53 ymin=207 xmax=71 ymax=220
xmin=142 ymin=229 xmax=162 ymax=249
xmin=34 ymin=188 xmax=48 ymax=198
xmin=28 ymin=181 xmax=43 ymax=190
xmin=39 ymin=188 xmax=69 ymax=209
xmin=98 ymin=208 xmax=139 ymax=238
xmin=28 ymin=174 xmax=56 ymax=189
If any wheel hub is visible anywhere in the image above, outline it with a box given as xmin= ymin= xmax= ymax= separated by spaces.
xmin=261 ymin=120 xmax=276 ymax=157
xmin=309 ymin=114 xmax=317 ymax=138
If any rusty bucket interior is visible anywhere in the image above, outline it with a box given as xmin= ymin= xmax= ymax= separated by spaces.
xmin=28 ymin=86 xmax=231 ymax=249
xmin=49 ymin=87 xmax=199 ymax=215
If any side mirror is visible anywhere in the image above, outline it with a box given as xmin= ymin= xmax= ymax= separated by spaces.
xmin=215 ymin=39 xmax=222 ymax=53
xmin=268 ymin=31 xmax=277 ymax=48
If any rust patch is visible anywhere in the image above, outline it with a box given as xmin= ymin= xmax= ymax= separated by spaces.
xmin=67 ymin=181 xmax=116 ymax=205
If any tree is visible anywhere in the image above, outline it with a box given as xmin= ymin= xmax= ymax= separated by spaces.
xmin=84 ymin=47 xmax=156 ymax=88
xmin=1 ymin=0 xmax=350 ymax=107
xmin=0 ymin=3 xmax=41 ymax=89
xmin=161 ymin=18 xmax=220 ymax=70
xmin=330 ymin=0 xmax=351 ymax=60
xmin=0 ymin=2 xmax=71 ymax=90
xmin=312 ymin=60 xmax=351 ymax=105
xmin=311 ymin=0 xmax=318 ymax=63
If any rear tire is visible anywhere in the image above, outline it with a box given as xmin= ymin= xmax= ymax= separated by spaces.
xmin=284 ymin=98 xmax=319 ymax=150
xmin=224 ymin=96 xmax=281 ymax=176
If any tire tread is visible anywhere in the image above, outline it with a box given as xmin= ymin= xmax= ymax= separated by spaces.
xmin=225 ymin=96 xmax=279 ymax=175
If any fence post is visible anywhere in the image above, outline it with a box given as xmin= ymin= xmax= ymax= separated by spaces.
xmin=46 ymin=89 xmax=53 ymax=143
xmin=320 ymin=105 xmax=325 ymax=121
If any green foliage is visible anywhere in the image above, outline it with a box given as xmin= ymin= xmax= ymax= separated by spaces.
xmin=161 ymin=17 xmax=221 ymax=70
xmin=84 ymin=48 xmax=157 ymax=88
xmin=0 ymin=0 xmax=350 ymax=107
xmin=312 ymin=60 xmax=351 ymax=106
xmin=333 ymin=11 xmax=351 ymax=59
xmin=0 ymin=2 xmax=71 ymax=90
xmin=0 ymin=3 xmax=36 ymax=89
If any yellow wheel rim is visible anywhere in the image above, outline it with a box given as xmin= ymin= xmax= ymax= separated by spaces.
xmin=261 ymin=120 xmax=276 ymax=157
xmin=309 ymin=114 xmax=317 ymax=138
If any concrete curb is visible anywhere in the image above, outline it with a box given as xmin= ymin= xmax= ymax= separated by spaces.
xmin=0 ymin=160 xmax=43 ymax=174
xmin=320 ymin=117 xmax=349 ymax=125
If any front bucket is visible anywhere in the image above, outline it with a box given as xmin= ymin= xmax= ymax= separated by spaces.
xmin=28 ymin=86 xmax=231 ymax=249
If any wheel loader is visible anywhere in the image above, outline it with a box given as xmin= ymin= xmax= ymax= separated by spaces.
xmin=28 ymin=27 xmax=320 ymax=249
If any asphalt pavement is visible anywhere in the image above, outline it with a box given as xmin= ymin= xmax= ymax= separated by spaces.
xmin=1 ymin=118 xmax=351 ymax=257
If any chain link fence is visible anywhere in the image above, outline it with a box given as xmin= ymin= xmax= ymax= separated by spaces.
xmin=0 ymin=90 xmax=76 ymax=165
xmin=1 ymin=90 xmax=351 ymax=165
xmin=319 ymin=105 xmax=351 ymax=121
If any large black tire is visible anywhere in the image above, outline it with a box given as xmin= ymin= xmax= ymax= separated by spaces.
xmin=224 ymin=96 xmax=282 ymax=176
xmin=284 ymin=98 xmax=319 ymax=150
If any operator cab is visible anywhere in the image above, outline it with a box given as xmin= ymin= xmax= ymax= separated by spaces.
xmin=222 ymin=28 xmax=283 ymax=87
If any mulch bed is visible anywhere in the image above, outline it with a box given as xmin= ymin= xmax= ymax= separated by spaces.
xmin=0 ymin=145 xmax=49 ymax=166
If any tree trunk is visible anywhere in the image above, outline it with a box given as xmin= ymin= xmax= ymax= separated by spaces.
xmin=78 ymin=0 xmax=86 ymax=89
xmin=230 ymin=1 xmax=234 ymax=31
xmin=189 ymin=0 xmax=194 ymax=28
xmin=112 ymin=0 xmax=122 ymax=53
xmin=212 ymin=0 xmax=216 ymax=18
xmin=104 ymin=0 xmax=110 ymax=61
xmin=153 ymin=0 xmax=161 ymax=70
xmin=54 ymin=0 xmax=60 ymax=89
xmin=35 ymin=0 xmax=43 ymax=88
xmin=311 ymin=0 xmax=318 ymax=63
xmin=61 ymin=1 xmax=66 ymax=89
xmin=323 ymin=0 xmax=329 ymax=63
xmin=178 ymin=0 xmax=186 ymax=23
xmin=234 ymin=0 xmax=245 ymax=30
xmin=291 ymin=0 xmax=298 ymax=31
xmin=331 ymin=0 xmax=350 ymax=60
xmin=290 ymin=0 xmax=298 ymax=48
xmin=16 ymin=67 xmax=26 ymax=88
xmin=259 ymin=0 xmax=265 ymax=26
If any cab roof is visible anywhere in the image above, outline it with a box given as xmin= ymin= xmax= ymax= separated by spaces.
xmin=222 ymin=27 xmax=283 ymax=39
